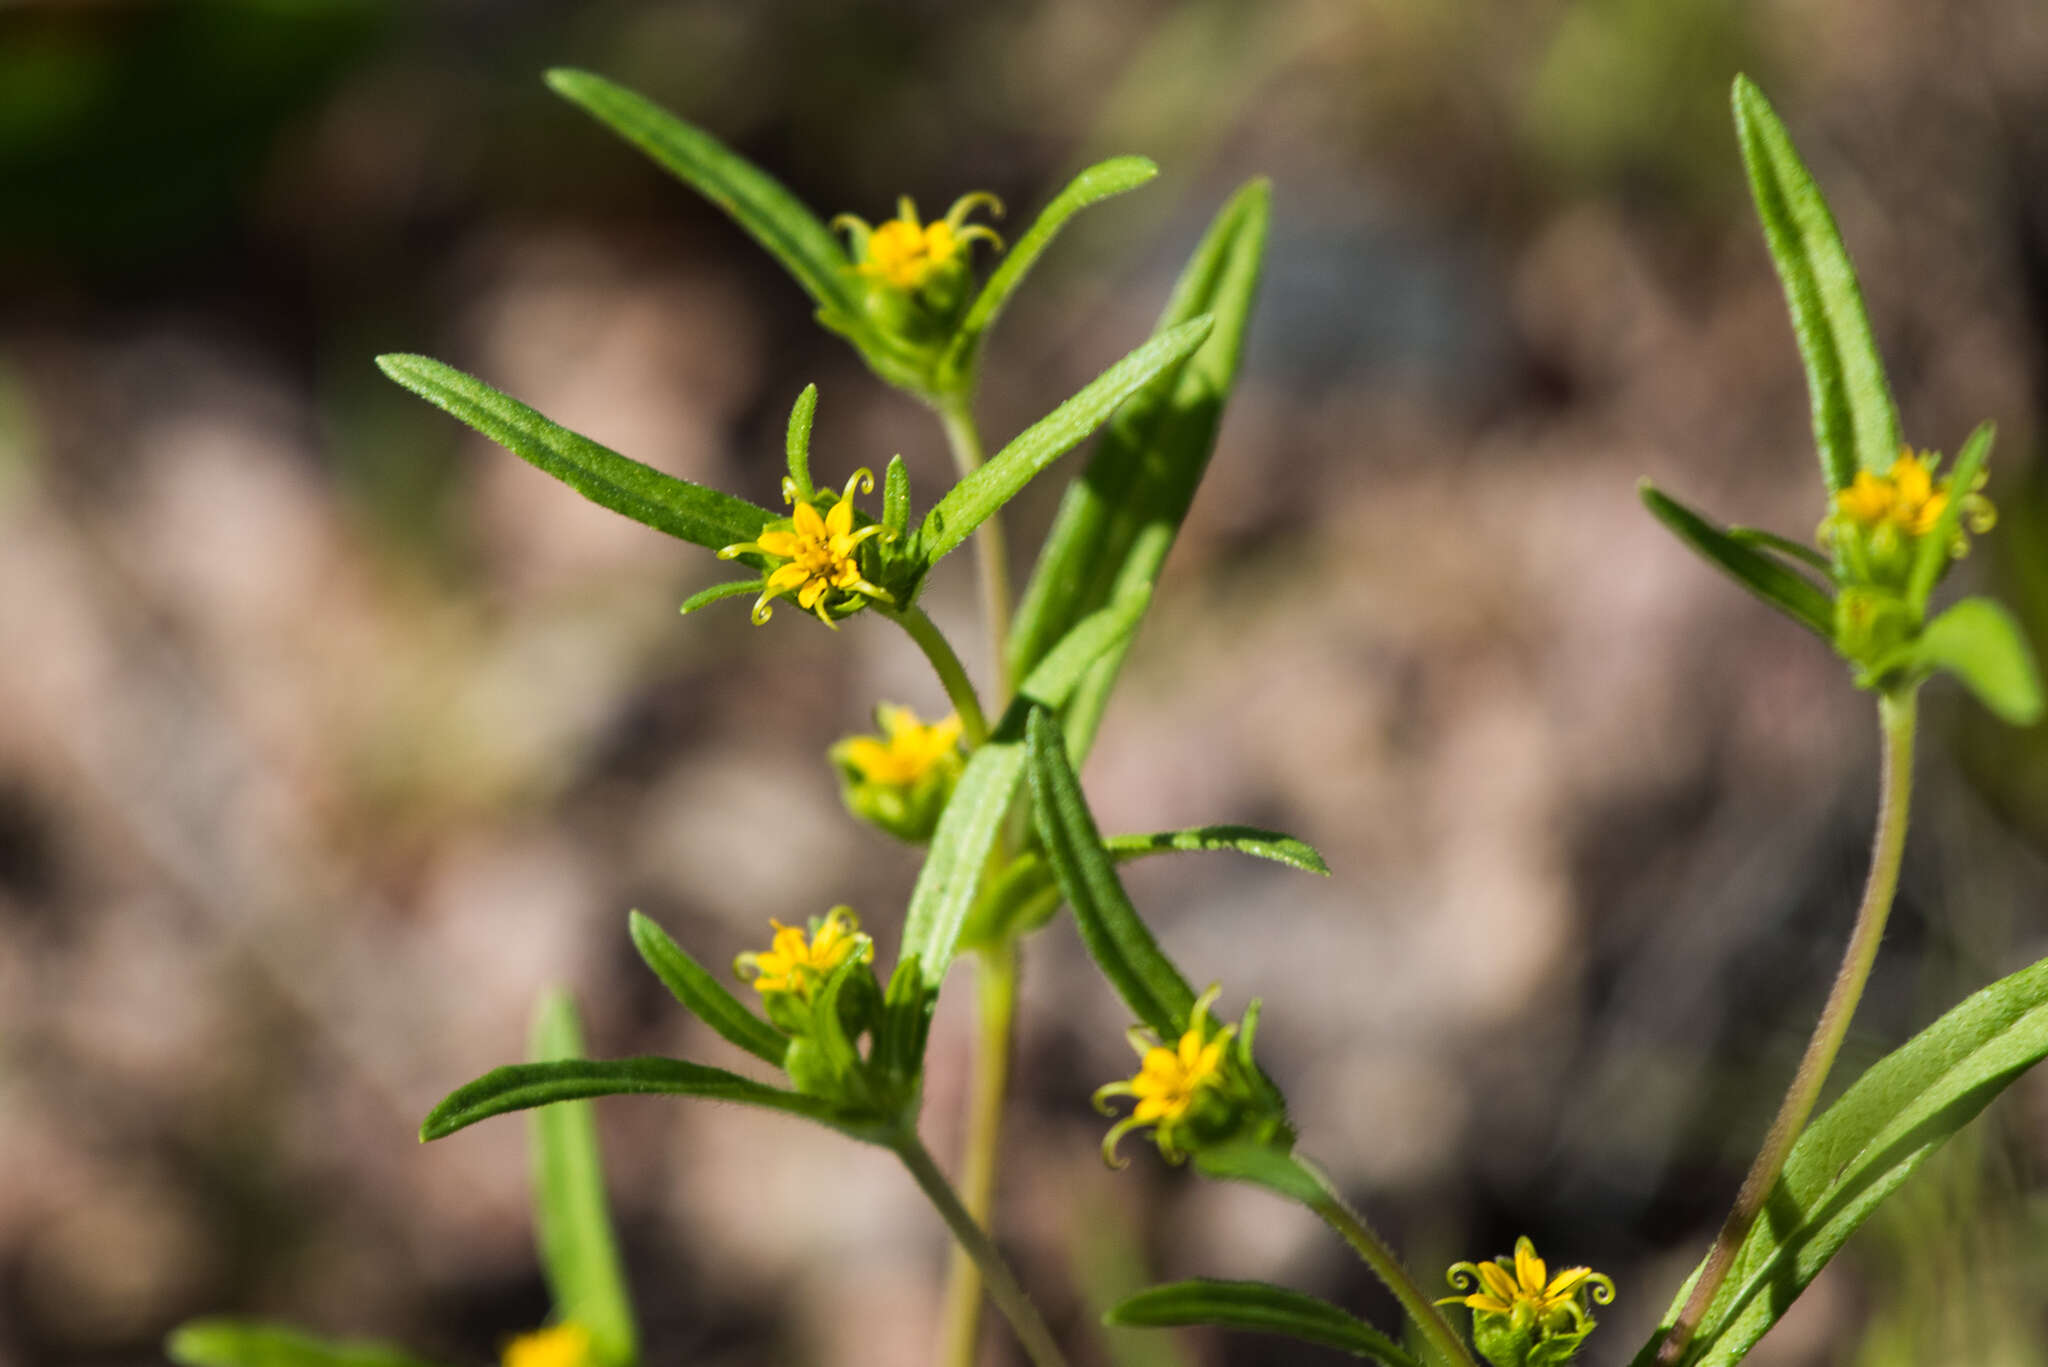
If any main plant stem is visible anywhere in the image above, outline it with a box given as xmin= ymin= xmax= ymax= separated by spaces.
xmin=939 ymin=939 xmax=1019 ymax=1366
xmin=1657 ymin=689 xmax=1918 ymax=1364
xmin=938 ymin=397 xmax=1012 ymax=701
xmin=896 ymin=1128 xmax=1068 ymax=1367
xmin=1305 ymin=1162 xmax=1481 ymax=1367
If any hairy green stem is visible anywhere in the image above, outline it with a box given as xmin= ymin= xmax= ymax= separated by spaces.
xmin=937 ymin=398 xmax=1013 ymax=702
xmin=939 ymin=940 xmax=1021 ymax=1367
xmin=887 ymin=605 xmax=989 ymax=747
xmin=1304 ymin=1161 xmax=1480 ymax=1367
xmin=1656 ymin=688 xmax=1918 ymax=1364
xmin=894 ymin=1128 xmax=1068 ymax=1367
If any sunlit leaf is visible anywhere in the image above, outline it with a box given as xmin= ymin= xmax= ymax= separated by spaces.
xmin=166 ymin=1320 xmax=441 ymax=1367
xmin=1641 ymin=481 xmax=1834 ymax=638
xmin=1733 ymin=75 xmax=1900 ymax=491
xmin=1912 ymin=597 xmax=2044 ymax=726
xmin=1107 ymin=825 xmax=1328 ymax=875
xmin=628 ymin=912 xmax=788 ymax=1065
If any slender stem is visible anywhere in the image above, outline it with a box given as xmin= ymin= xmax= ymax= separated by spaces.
xmin=1304 ymin=1161 xmax=1480 ymax=1367
xmin=937 ymin=398 xmax=1013 ymax=702
xmin=939 ymin=941 xmax=1020 ymax=1367
xmin=1656 ymin=688 xmax=1918 ymax=1364
xmin=888 ymin=605 xmax=990 ymax=747
xmin=894 ymin=1128 xmax=1069 ymax=1367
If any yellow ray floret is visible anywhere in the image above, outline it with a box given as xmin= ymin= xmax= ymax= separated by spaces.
xmin=834 ymin=193 xmax=1004 ymax=291
xmin=840 ymin=705 xmax=964 ymax=787
xmin=736 ymin=906 xmax=865 ymax=998
xmin=1094 ymin=988 xmax=1233 ymax=1165
xmin=1835 ymin=450 xmax=1949 ymax=537
xmin=1439 ymin=1236 xmax=1614 ymax=1328
xmin=503 ymin=1323 xmax=592 ymax=1367
xmin=719 ymin=470 xmax=892 ymax=627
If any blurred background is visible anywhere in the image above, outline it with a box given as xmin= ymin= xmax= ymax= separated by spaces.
xmin=6 ymin=1 xmax=2048 ymax=1364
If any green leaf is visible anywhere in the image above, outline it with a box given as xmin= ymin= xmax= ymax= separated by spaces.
xmin=1640 ymin=481 xmax=1835 ymax=638
xmin=784 ymin=383 xmax=818 ymax=499
xmin=1733 ymin=74 xmax=1900 ymax=491
xmin=1010 ymin=179 xmax=1269 ymax=760
xmin=376 ymin=355 xmax=774 ymax=552
xmin=544 ymin=70 xmax=858 ymax=320
xmin=896 ymin=589 xmax=1151 ymax=982
xmin=1191 ymin=1142 xmax=1327 ymax=1205
xmin=420 ymin=1057 xmax=886 ymax=1145
xmin=628 ymin=911 xmax=789 ymax=1065
xmin=678 ymin=579 xmax=762 ymax=616
xmin=528 ymin=994 xmax=637 ymax=1367
xmin=1027 ymin=705 xmax=1195 ymax=1036
xmin=1108 ymin=1280 xmax=1422 ymax=1367
xmin=167 ymin=1320 xmax=442 ymax=1367
xmin=1906 ymin=421 xmax=1993 ymax=614
xmin=917 ymin=317 xmax=1215 ymax=567
xmin=937 ymin=156 xmax=1160 ymax=388
xmin=1107 ymin=825 xmax=1329 ymax=875
xmin=1631 ymin=954 xmax=2048 ymax=1367
xmin=1911 ymin=597 xmax=2044 ymax=725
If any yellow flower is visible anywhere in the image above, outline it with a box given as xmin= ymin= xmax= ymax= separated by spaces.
xmin=1440 ymin=1237 xmax=1613 ymax=1330
xmin=835 ymin=193 xmax=1003 ymax=292
xmin=719 ymin=469 xmax=892 ymax=627
xmin=839 ymin=705 xmax=963 ymax=787
xmin=503 ymin=1323 xmax=592 ymax=1367
xmin=736 ymin=907 xmax=865 ymax=998
xmin=1095 ymin=988 xmax=1235 ymax=1165
xmin=1834 ymin=450 xmax=1949 ymax=537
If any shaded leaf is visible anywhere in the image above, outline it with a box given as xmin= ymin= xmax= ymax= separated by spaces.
xmin=1733 ymin=75 xmax=1900 ymax=491
xmin=1010 ymin=180 xmax=1268 ymax=759
xmin=1641 ymin=481 xmax=1835 ymax=638
xmin=377 ymin=355 xmax=773 ymax=552
xmin=629 ymin=911 xmax=788 ymax=1065
xmin=918 ymin=318 xmax=1214 ymax=567
xmin=1027 ymin=705 xmax=1194 ymax=1036
xmin=528 ymin=994 xmax=637 ymax=1367
xmin=1631 ymin=954 xmax=2048 ymax=1366
xmin=1912 ymin=597 xmax=2044 ymax=726
xmin=1108 ymin=1280 xmax=1421 ymax=1367
xmin=166 ymin=1320 xmax=441 ymax=1367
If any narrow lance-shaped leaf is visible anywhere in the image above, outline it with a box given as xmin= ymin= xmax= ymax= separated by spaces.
xmin=918 ymin=316 xmax=1215 ymax=567
xmin=1011 ymin=179 xmax=1269 ymax=760
xmin=1630 ymin=954 xmax=2048 ymax=1367
xmin=1905 ymin=421 xmax=1993 ymax=614
xmin=167 ymin=1320 xmax=444 ymax=1367
xmin=937 ymin=155 xmax=1160 ymax=388
xmin=1106 ymin=825 xmax=1329 ymax=875
xmin=1910 ymin=597 xmax=2044 ymax=726
xmin=544 ymin=70 xmax=859 ymax=320
xmin=784 ymin=383 xmax=818 ymax=499
xmin=628 ymin=911 xmax=789 ymax=1065
xmin=1733 ymin=74 xmax=1900 ymax=491
xmin=377 ymin=355 xmax=774 ymax=552
xmin=1640 ymin=481 xmax=1835 ymax=639
xmin=1108 ymin=1280 xmax=1422 ymax=1367
xmin=1026 ymin=705 xmax=1194 ymax=1035
xmin=528 ymin=994 xmax=638 ymax=1367
xmin=895 ymin=588 xmax=1151 ymax=983
xmin=421 ymin=1057 xmax=888 ymax=1146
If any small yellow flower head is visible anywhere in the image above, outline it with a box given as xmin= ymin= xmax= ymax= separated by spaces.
xmin=841 ymin=706 xmax=963 ymax=787
xmin=1094 ymin=987 xmax=1235 ymax=1166
xmin=1440 ymin=1238 xmax=1614 ymax=1367
xmin=503 ymin=1323 xmax=592 ymax=1367
xmin=719 ymin=469 xmax=893 ymax=627
xmin=736 ymin=906 xmax=866 ymax=999
xmin=836 ymin=193 xmax=1004 ymax=293
xmin=1835 ymin=450 xmax=1949 ymax=537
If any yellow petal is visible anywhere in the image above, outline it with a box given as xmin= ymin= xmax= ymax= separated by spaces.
xmin=1515 ymin=1239 xmax=1547 ymax=1295
xmin=1475 ymin=1261 xmax=1519 ymax=1303
xmin=798 ymin=578 xmax=829 ymax=610
xmin=755 ymin=530 xmax=803 ymax=558
xmin=792 ymin=500 xmax=826 ymax=540
xmin=825 ymin=497 xmax=854 ymax=539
